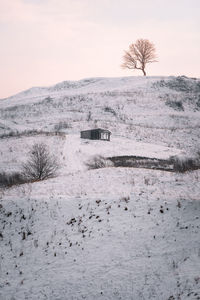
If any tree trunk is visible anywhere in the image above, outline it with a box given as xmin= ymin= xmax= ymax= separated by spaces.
xmin=142 ymin=69 xmax=146 ymax=76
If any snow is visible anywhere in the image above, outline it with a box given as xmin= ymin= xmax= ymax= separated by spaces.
xmin=0 ymin=76 xmax=200 ymax=299
xmin=1 ymin=169 xmax=200 ymax=299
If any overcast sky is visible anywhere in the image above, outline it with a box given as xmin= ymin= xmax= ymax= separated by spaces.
xmin=0 ymin=0 xmax=199 ymax=98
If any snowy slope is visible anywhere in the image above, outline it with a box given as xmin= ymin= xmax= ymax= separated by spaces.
xmin=0 ymin=75 xmax=200 ymax=153
xmin=0 ymin=132 xmax=185 ymax=175
xmin=0 ymin=76 xmax=200 ymax=300
xmin=1 ymin=168 xmax=200 ymax=300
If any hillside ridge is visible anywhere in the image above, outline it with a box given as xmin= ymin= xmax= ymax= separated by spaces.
xmin=2 ymin=75 xmax=199 ymax=102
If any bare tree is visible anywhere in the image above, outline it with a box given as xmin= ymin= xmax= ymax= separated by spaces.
xmin=22 ymin=143 xmax=59 ymax=181
xmin=121 ymin=39 xmax=157 ymax=76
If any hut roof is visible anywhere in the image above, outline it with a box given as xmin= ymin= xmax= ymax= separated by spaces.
xmin=81 ymin=128 xmax=111 ymax=133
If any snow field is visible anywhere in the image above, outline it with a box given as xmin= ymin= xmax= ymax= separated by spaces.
xmin=0 ymin=75 xmax=200 ymax=299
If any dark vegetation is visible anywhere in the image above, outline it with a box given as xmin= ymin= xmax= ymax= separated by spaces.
xmin=154 ymin=76 xmax=200 ymax=111
xmin=0 ymin=130 xmax=65 ymax=139
xmin=0 ymin=172 xmax=26 ymax=188
xmin=155 ymin=76 xmax=200 ymax=93
xmin=110 ymin=155 xmax=200 ymax=172
xmin=108 ymin=155 xmax=173 ymax=171
xmin=165 ymin=100 xmax=184 ymax=111
xmin=87 ymin=154 xmax=200 ymax=173
xmin=104 ymin=106 xmax=117 ymax=116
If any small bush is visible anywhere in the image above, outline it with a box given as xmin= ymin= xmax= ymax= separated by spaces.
xmin=170 ymin=155 xmax=200 ymax=172
xmin=0 ymin=172 xmax=25 ymax=187
xmin=54 ymin=121 xmax=71 ymax=132
xmin=86 ymin=155 xmax=113 ymax=169
xmin=104 ymin=106 xmax=117 ymax=116
xmin=45 ymin=96 xmax=53 ymax=103
xmin=165 ymin=100 xmax=184 ymax=111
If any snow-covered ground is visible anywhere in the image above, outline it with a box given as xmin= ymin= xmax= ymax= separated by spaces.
xmin=0 ymin=76 xmax=200 ymax=299
xmin=1 ymin=167 xmax=200 ymax=300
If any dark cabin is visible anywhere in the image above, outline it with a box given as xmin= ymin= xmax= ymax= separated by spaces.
xmin=80 ymin=128 xmax=111 ymax=141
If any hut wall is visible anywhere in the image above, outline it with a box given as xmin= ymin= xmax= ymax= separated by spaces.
xmin=91 ymin=130 xmax=100 ymax=140
xmin=81 ymin=131 xmax=91 ymax=139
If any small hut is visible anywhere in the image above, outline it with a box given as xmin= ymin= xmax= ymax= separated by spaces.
xmin=80 ymin=128 xmax=111 ymax=141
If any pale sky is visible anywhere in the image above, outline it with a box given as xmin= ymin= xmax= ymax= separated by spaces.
xmin=0 ymin=0 xmax=199 ymax=98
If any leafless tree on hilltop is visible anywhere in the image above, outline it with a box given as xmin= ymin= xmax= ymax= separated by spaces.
xmin=121 ymin=39 xmax=157 ymax=76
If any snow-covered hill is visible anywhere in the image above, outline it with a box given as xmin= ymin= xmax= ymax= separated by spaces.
xmin=0 ymin=76 xmax=200 ymax=300
xmin=0 ymin=75 xmax=200 ymax=153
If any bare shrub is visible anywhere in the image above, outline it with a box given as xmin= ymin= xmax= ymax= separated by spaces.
xmin=104 ymin=106 xmax=117 ymax=116
xmin=120 ymin=196 xmax=130 ymax=203
xmin=86 ymin=155 xmax=113 ymax=169
xmin=87 ymin=111 xmax=92 ymax=121
xmin=165 ymin=100 xmax=184 ymax=111
xmin=54 ymin=121 xmax=71 ymax=132
xmin=22 ymin=143 xmax=59 ymax=181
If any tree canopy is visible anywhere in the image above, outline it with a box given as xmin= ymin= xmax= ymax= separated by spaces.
xmin=121 ymin=39 xmax=157 ymax=76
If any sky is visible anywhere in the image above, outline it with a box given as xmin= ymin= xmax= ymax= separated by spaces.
xmin=0 ymin=0 xmax=200 ymax=98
